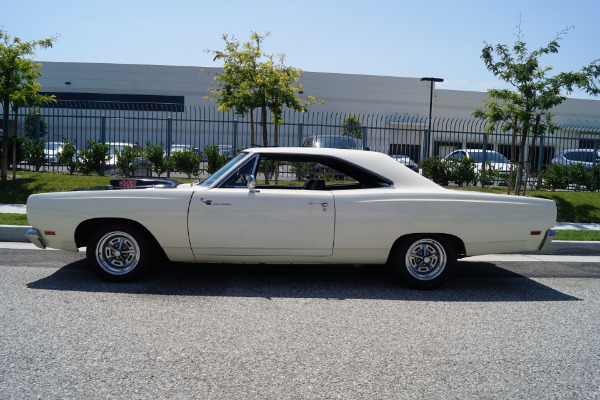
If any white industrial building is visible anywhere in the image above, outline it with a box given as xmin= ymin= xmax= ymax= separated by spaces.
xmin=36 ymin=61 xmax=600 ymax=124
xmin=26 ymin=61 xmax=600 ymax=166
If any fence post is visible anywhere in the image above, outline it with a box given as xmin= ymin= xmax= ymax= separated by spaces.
xmin=481 ymin=134 xmax=488 ymax=187
xmin=100 ymin=115 xmax=107 ymax=176
xmin=362 ymin=126 xmax=368 ymax=150
xmin=100 ymin=115 xmax=106 ymax=144
xmin=422 ymin=129 xmax=430 ymax=161
xmin=537 ymin=135 xmax=545 ymax=188
xmin=166 ymin=117 xmax=172 ymax=178
xmin=297 ymin=123 xmax=304 ymax=147
xmin=233 ymin=120 xmax=238 ymax=151
xmin=35 ymin=113 xmax=41 ymax=140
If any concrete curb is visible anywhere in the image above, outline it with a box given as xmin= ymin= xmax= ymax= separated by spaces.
xmin=1 ymin=224 xmax=599 ymax=255
xmin=0 ymin=225 xmax=30 ymax=243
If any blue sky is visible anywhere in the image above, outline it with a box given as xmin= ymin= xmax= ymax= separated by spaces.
xmin=3 ymin=0 xmax=600 ymax=99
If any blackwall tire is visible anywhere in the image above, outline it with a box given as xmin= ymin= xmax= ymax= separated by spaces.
xmin=86 ymin=224 xmax=151 ymax=282
xmin=392 ymin=235 xmax=456 ymax=289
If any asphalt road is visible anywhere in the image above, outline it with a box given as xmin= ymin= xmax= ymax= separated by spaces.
xmin=1 ymin=247 xmax=599 ymax=399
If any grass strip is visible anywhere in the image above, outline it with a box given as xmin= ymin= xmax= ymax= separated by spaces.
xmin=0 ymin=213 xmax=29 ymax=226
xmin=554 ymin=230 xmax=600 ymax=241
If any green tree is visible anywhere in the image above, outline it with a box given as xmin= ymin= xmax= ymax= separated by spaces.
xmin=340 ymin=113 xmax=363 ymax=139
xmin=204 ymin=32 xmax=322 ymax=149
xmin=473 ymin=24 xmax=600 ymax=195
xmin=0 ymin=29 xmax=57 ymax=181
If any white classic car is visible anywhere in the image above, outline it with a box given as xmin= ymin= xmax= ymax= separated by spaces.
xmin=26 ymin=147 xmax=557 ymax=289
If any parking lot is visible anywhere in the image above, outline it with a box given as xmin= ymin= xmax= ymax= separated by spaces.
xmin=1 ymin=247 xmax=599 ymax=399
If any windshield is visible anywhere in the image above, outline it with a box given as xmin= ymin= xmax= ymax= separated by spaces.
xmin=171 ymin=145 xmax=189 ymax=152
xmin=470 ymin=151 xmax=509 ymax=163
xmin=315 ymin=136 xmax=362 ymax=150
xmin=45 ymin=143 xmax=61 ymax=151
xmin=109 ymin=144 xmax=131 ymax=155
xmin=200 ymin=152 xmax=249 ymax=187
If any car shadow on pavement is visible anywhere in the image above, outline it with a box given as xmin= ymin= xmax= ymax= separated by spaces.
xmin=27 ymin=259 xmax=580 ymax=302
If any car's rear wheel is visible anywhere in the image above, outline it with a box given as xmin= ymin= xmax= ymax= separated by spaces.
xmin=86 ymin=224 xmax=151 ymax=282
xmin=392 ymin=235 xmax=456 ymax=289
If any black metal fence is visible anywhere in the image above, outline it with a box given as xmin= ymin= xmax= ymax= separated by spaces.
xmin=7 ymin=100 xmax=600 ymax=175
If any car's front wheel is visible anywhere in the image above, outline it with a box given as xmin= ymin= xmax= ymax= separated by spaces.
xmin=86 ymin=224 xmax=152 ymax=282
xmin=391 ymin=235 xmax=456 ymax=289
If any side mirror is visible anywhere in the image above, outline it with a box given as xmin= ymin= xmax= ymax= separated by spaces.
xmin=247 ymin=175 xmax=259 ymax=192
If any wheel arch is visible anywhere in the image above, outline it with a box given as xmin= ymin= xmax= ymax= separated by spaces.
xmin=75 ymin=218 xmax=165 ymax=258
xmin=387 ymin=233 xmax=466 ymax=263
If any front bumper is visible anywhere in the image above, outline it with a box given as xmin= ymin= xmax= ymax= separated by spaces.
xmin=25 ymin=229 xmax=46 ymax=249
xmin=538 ymin=229 xmax=558 ymax=251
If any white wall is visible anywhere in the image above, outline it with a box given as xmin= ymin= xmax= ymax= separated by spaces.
xmin=36 ymin=61 xmax=600 ymax=127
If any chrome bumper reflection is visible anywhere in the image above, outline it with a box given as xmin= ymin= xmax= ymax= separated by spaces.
xmin=538 ymin=229 xmax=558 ymax=251
xmin=25 ymin=229 xmax=46 ymax=249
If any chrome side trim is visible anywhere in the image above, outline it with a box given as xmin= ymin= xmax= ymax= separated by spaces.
xmin=25 ymin=229 xmax=46 ymax=249
xmin=538 ymin=229 xmax=558 ymax=251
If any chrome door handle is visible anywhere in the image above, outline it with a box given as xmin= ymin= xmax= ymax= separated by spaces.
xmin=309 ymin=202 xmax=328 ymax=207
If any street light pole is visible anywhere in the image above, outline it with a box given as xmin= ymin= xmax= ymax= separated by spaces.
xmin=421 ymin=77 xmax=444 ymax=159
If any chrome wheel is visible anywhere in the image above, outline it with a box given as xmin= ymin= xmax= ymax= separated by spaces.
xmin=95 ymin=230 xmax=140 ymax=276
xmin=404 ymin=238 xmax=447 ymax=281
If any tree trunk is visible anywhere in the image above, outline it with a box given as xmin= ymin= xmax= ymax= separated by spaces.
xmin=274 ymin=98 xmax=279 ymax=184
xmin=2 ymin=102 xmax=11 ymax=181
xmin=523 ymin=134 xmax=537 ymax=196
xmin=261 ymin=105 xmax=269 ymax=184
xmin=514 ymin=129 xmax=528 ymax=196
xmin=261 ymin=105 xmax=268 ymax=147
xmin=508 ymin=115 xmax=518 ymax=195
xmin=250 ymin=107 xmax=255 ymax=147
xmin=12 ymin=107 xmax=19 ymax=179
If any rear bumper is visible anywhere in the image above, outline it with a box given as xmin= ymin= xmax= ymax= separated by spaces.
xmin=538 ymin=229 xmax=558 ymax=250
xmin=25 ymin=229 xmax=46 ymax=249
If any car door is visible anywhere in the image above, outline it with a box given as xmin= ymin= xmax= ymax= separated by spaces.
xmin=188 ymin=188 xmax=334 ymax=258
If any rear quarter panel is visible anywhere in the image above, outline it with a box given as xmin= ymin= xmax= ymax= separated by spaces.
xmin=26 ymin=188 xmax=194 ymax=261
xmin=331 ymin=187 xmax=556 ymax=261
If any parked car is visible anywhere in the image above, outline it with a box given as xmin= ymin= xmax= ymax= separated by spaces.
xmin=552 ymin=149 xmax=600 ymax=168
xmin=169 ymin=144 xmax=200 ymax=155
xmin=444 ymin=149 xmax=512 ymax=180
xmin=104 ymin=142 xmax=136 ymax=174
xmin=391 ymin=155 xmax=419 ymax=172
xmin=26 ymin=147 xmax=557 ymax=289
xmin=302 ymin=135 xmax=363 ymax=150
xmin=44 ymin=142 xmax=63 ymax=164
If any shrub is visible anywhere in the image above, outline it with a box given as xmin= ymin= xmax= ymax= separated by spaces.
xmin=115 ymin=145 xmax=140 ymax=177
xmin=567 ymin=163 xmax=591 ymax=190
xmin=57 ymin=137 xmax=78 ymax=175
xmin=23 ymin=139 xmax=46 ymax=172
xmin=447 ymin=157 xmax=476 ymax=187
xmin=171 ymin=149 xmax=202 ymax=178
xmin=541 ymin=163 xmax=567 ymax=191
xmin=78 ymin=140 xmax=110 ymax=176
xmin=590 ymin=164 xmax=600 ymax=192
xmin=0 ymin=137 xmax=25 ymax=167
xmin=204 ymin=144 xmax=230 ymax=174
xmin=421 ymin=156 xmax=449 ymax=186
xmin=477 ymin=161 xmax=498 ymax=187
xmin=144 ymin=142 xmax=168 ymax=177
